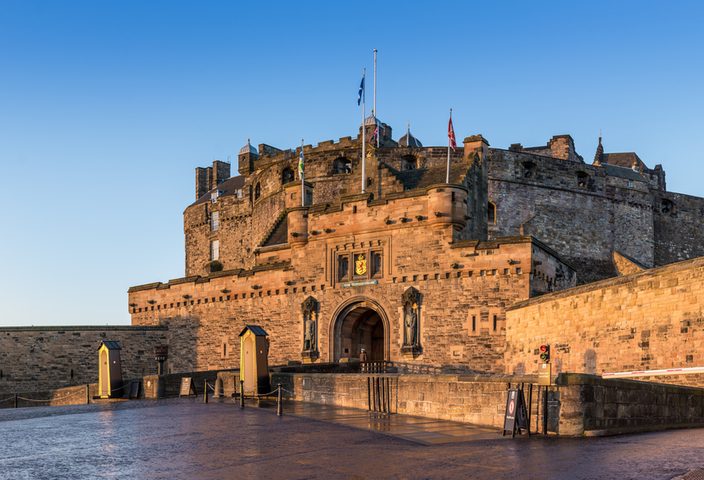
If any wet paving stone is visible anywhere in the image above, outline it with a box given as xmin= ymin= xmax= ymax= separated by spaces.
xmin=0 ymin=398 xmax=703 ymax=479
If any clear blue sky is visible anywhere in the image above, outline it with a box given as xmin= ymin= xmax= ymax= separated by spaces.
xmin=1 ymin=1 xmax=703 ymax=326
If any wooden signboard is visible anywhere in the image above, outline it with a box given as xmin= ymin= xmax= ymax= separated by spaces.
xmin=538 ymin=363 xmax=552 ymax=386
xmin=503 ymin=388 xmax=529 ymax=437
xmin=179 ymin=377 xmax=196 ymax=397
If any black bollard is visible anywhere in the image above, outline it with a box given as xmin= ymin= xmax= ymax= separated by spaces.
xmin=239 ymin=380 xmax=245 ymax=409
xmin=203 ymin=380 xmax=208 ymax=404
xmin=276 ymin=384 xmax=283 ymax=416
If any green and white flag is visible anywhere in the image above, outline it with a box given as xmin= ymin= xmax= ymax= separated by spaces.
xmin=298 ymin=144 xmax=304 ymax=179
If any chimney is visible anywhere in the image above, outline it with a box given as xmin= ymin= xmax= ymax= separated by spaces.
xmin=212 ymin=160 xmax=231 ymax=187
xmin=195 ymin=166 xmax=212 ymax=200
xmin=548 ymin=135 xmax=582 ymax=163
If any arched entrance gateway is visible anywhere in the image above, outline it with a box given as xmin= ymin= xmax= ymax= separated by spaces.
xmin=331 ymin=298 xmax=389 ymax=363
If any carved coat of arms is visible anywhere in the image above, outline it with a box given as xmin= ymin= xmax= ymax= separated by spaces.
xmin=355 ymin=253 xmax=367 ymax=276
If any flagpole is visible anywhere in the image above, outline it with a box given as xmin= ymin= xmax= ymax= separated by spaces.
xmin=446 ymin=108 xmax=452 ymax=184
xmin=300 ymin=139 xmax=305 ymax=207
xmin=373 ymin=49 xmax=377 ymax=118
xmin=361 ymin=68 xmax=366 ymax=194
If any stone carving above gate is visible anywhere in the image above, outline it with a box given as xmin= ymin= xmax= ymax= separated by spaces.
xmin=401 ymin=287 xmax=422 ymax=356
xmin=301 ymin=296 xmax=319 ymax=361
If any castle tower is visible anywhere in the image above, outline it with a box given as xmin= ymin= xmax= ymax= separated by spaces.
xmin=398 ymin=124 xmax=423 ymax=148
xmin=238 ymin=140 xmax=258 ymax=176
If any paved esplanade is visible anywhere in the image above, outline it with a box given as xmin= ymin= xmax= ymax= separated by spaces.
xmin=0 ymin=399 xmax=702 ymax=480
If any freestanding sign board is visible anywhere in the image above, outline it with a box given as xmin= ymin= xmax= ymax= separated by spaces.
xmin=503 ymin=388 xmax=529 ymax=437
xmin=179 ymin=377 xmax=196 ymax=397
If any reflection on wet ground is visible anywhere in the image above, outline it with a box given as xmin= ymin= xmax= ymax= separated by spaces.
xmin=282 ymin=401 xmax=500 ymax=444
xmin=0 ymin=398 xmax=702 ymax=480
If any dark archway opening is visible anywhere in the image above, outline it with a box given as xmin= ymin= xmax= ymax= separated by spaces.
xmin=334 ymin=305 xmax=385 ymax=362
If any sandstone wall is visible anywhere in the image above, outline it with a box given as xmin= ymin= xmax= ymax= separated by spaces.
xmin=0 ymin=326 xmax=167 ymax=394
xmin=272 ymin=371 xmax=704 ymax=436
xmin=130 ymin=236 xmax=572 ymax=374
xmin=556 ymin=374 xmax=704 ymax=436
xmin=272 ymin=372 xmax=517 ymax=428
xmin=505 ymin=257 xmax=704 ymax=378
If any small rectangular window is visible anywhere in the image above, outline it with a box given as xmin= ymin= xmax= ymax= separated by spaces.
xmin=337 ymin=255 xmax=349 ymax=281
xmin=210 ymin=240 xmax=220 ymax=261
xmin=472 ymin=315 xmax=476 ymax=332
xmin=493 ymin=315 xmax=498 ymax=331
xmin=211 ymin=211 xmax=220 ymax=232
xmin=371 ymin=251 xmax=383 ymax=278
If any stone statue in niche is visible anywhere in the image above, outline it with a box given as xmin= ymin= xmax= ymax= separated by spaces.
xmin=301 ymin=296 xmax=319 ymax=360
xmin=401 ymin=287 xmax=422 ymax=355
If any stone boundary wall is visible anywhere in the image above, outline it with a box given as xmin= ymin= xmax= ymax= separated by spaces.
xmin=0 ymin=383 xmax=98 ymax=409
xmin=272 ymin=372 xmax=537 ymax=428
xmin=557 ymin=374 xmax=704 ymax=436
xmin=272 ymin=372 xmax=704 ymax=437
xmin=0 ymin=325 xmax=168 ymax=394
xmin=505 ymin=256 xmax=704 ymax=380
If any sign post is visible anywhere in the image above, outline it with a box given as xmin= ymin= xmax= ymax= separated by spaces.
xmin=502 ymin=388 xmax=529 ymax=437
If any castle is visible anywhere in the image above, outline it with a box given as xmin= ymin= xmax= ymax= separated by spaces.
xmin=121 ymin=119 xmax=704 ymax=379
xmin=2 ymin=118 xmax=703 ymax=396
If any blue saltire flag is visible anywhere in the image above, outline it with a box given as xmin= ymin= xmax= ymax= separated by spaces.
xmin=357 ymin=75 xmax=365 ymax=105
xmin=298 ymin=146 xmax=304 ymax=179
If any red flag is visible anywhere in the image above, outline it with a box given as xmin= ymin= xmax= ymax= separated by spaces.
xmin=448 ymin=114 xmax=457 ymax=151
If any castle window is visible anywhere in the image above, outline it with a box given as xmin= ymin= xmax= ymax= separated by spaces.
xmin=522 ymin=161 xmax=536 ymax=178
xmin=488 ymin=201 xmax=496 ymax=224
xmin=254 ymin=182 xmax=261 ymax=200
xmin=493 ymin=315 xmax=498 ymax=332
xmin=333 ymin=157 xmax=352 ymax=175
xmin=222 ymin=343 xmax=228 ymax=357
xmin=401 ymin=155 xmax=417 ymax=171
xmin=281 ymin=167 xmax=295 ymax=185
xmin=471 ymin=315 xmax=476 ymax=332
xmin=577 ymin=171 xmax=589 ymax=189
xmin=337 ymin=255 xmax=350 ymax=281
xmin=70 ymin=369 xmax=74 ymax=380
xmin=661 ymin=198 xmax=675 ymax=215
xmin=210 ymin=240 xmax=220 ymax=261
xmin=371 ymin=251 xmax=383 ymax=278
xmin=211 ymin=211 xmax=220 ymax=232
xmin=235 ymin=189 xmax=243 ymax=199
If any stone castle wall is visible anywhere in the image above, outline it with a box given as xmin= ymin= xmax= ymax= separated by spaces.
xmin=130 ymin=233 xmax=573 ymax=374
xmin=487 ymin=148 xmax=656 ymax=283
xmin=653 ymin=190 xmax=704 ymax=266
xmin=185 ymin=135 xmax=479 ymax=277
xmin=0 ymin=326 xmax=167 ymax=394
xmin=487 ymin=147 xmax=704 ymax=284
xmin=504 ymin=257 xmax=704 ymax=378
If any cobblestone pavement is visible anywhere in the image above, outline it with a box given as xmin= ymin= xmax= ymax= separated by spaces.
xmin=0 ymin=398 xmax=703 ymax=480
